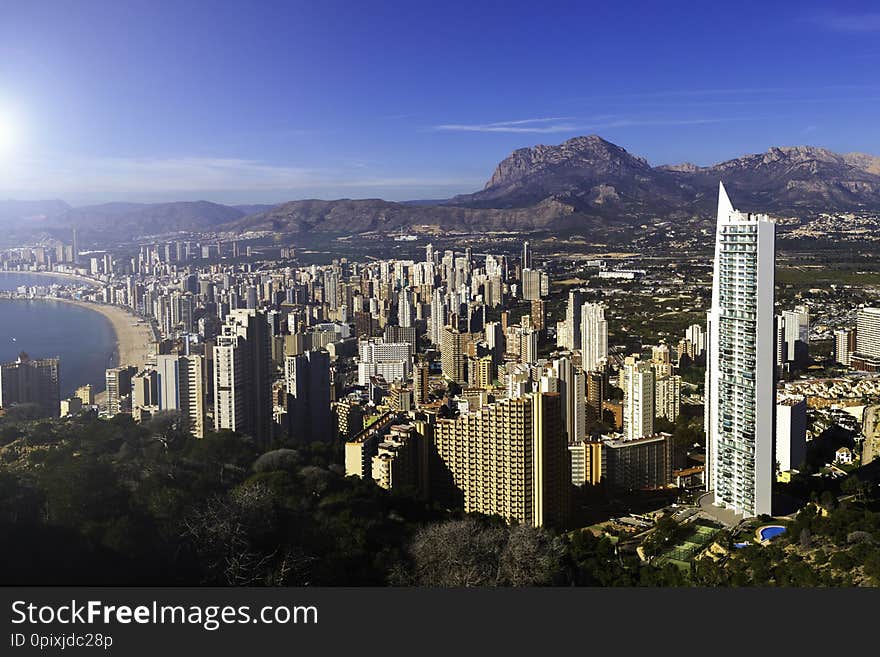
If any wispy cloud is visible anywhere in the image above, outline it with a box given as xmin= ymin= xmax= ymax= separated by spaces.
xmin=432 ymin=116 xmax=738 ymax=134
xmin=433 ymin=117 xmax=579 ymax=133
xmin=808 ymin=11 xmax=880 ymax=32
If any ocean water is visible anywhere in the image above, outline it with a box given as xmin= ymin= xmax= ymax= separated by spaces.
xmin=0 ymin=273 xmax=116 ymax=396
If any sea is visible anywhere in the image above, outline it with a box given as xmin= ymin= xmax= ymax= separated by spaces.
xmin=0 ymin=272 xmax=117 ymax=396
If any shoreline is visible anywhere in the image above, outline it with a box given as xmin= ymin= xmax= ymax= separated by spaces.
xmin=46 ymin=298 xmax=155 ymax=372
xmin=0 ymin=269 xmax=101 ymax=287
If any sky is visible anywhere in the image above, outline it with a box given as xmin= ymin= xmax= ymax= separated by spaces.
xmin=0 ymin=0 xmax=879 ymax=205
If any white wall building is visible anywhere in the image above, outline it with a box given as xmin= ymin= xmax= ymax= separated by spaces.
xmin=705 ymin=182 xmax=775 ymax=518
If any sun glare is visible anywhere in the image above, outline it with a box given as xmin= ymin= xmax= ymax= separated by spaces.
xmin=0 ymin=107 xmax=22 ymax=156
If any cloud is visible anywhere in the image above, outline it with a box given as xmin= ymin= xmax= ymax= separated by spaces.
xmin=809 ymin=12 xmax=880 ymax=32
xmin=433 ymin=117 xmax=579 ymax=133
xmin=432 ymin=116 xmax=737 ymax=134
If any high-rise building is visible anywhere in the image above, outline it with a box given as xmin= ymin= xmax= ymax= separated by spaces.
xmin=357 ymin=338 xmax=412 ymax=386
xmin=213 ymin=309 xmax=273 ymax=444
xmin=569 ymin=439 xmax=602 ymax=486
xmin=521 ymin=268 xmax=542 ymax=301
xmin=155 ymin=354 xmax=206 ymax=438
xmin=854 ymin=308 xmax=880 ymax=370
xmin=834 ymin=328 xmax=856 ymax=367
xmin=0 ymin=353 xmax=61 ymax=418
xmin=621 ymin=356 xmax=654 ymax=441
xmin=398 ymin=287 xmax=414 ymax=328
xmin=685 ymin=324 xmax=705 ymax=357
xmin=132 ymin=369 xmax=159 ymax=409
xmin=413 ymin=362 xmax=430 ymax=405
xmin=654 ymin=374 xmax=682 ymax=423
xmin=75 ymin=384 xmax=94 ymax=407
xmin=780 ymin=306 xmax=810 ymax=364
xmin=522 ymin=240 xmax=532 ymax=270
xmin=601 ymin=433 xmax=674 ymax=492
xmin=432 ymin=392 xmax=570 ymax=527
xmin=560 ymin=289 xmax=585 ymax=351
xmin=705 ymin=182 xmax=775 ymax=518
xmin=286 ymin=350 xmax=332 ymax=443
xmin=580 ymin=303 xmax=608 ymax=372
xmin=429 ymin=288 xmax=446 ymax=346
xmin=105 ymin=365 xmax=136 ymax=416
xmin=440 ymin=326 xmax=467 ymax=383
xmin=776 ymin=396 xmax=807 ymax=473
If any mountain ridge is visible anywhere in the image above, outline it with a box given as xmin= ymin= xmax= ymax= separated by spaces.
xmin=3 ymin=137 xmax=880 ymax=244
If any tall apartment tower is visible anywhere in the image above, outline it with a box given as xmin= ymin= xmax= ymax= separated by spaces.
xmin=285 ymin=350 xmax=332 ymax=444
xmin=854 ymin=307 xmax=880 ymax=369
xmin=621 ymin=356 xmax=655 ymax=441
xmin=413 ymin=361 xmax=430 ymax=405
xmin=522 ymin=240 xmax=532 ymax=270
xmin=834 ymin=328 xmax=856 ymax=367
xmin=521 ymin=268 xmax=542 ymax=301
xmin=213 ymin=309 xmax=273 ymax=444
xmin=432 ymin=392 xmax=570 ymax=527
xmin=155 ymin=354 xmax=206 ymax=438
xmin=561 ymin=288 xmax=585 ymax=350
xmin=398 ymin=287 xmax=414 ymax=328
xmin=105 ymin=365 xmax=136 ymax=416
xmin=705 ymin=182 xmax=775 ymax=518
xmin=440 ymin=326 xmax=467 ymax=383
xmin=580 ymin=303 xmax=608 ymax=372
xmin=0 ymin=353 xmax=61 ymax=418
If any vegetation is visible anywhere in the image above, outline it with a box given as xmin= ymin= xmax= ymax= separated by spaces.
xmin=1 ymin=412 xmax=878 ymax=586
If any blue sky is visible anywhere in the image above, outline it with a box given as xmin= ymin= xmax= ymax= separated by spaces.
xmin=0 ymin=0 xmax=878 ymax=205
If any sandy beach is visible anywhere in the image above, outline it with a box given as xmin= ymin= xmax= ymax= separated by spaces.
xmin=47 ymin=297 xmax=156 ymax=371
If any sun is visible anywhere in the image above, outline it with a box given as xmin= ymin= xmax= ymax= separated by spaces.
xmin=0 ymin=108 xmax=22 ymax=156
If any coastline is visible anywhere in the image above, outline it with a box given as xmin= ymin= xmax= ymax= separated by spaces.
xmin=0 ymin=269 xmax=101 ymax=287
xmin=39 ymin=297 xmax=155 ymax=372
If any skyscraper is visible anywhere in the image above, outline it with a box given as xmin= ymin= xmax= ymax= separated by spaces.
xmin=286 ymin=350 xmax=332 ymax=444
xmin=0 ymin=353 xmax=61 ymax=418
xmin=521 ymin=268 xmax=542 ymax=301
xmin=705 ymin=182 xmax=775 ymax=518
xmin=854 ymin=307 xmax=880 ymax=370
xmin=213 ymin=309 xmax=272 ymax=444
xmin=397 ymin=287 xmax=414 ymax=328
xmin=621 ymin=356 xmax=654 ymax=441
xmin=834 ymin=328 xmax=856 ymax=367
xmin=561 ymin=288 xmax=584 ymax=351
xmin=155 ymin=354 xmax=206 ymax=438
xmin=432 ymin=392 xmax=570 ymax=527
xmin=522 ymin=240 xmax=532 ymax=270
xmin=580 ymin=303 xmax=608 ymax=372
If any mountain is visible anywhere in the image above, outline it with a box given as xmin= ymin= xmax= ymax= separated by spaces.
xmin=60 ymin=201 xmax=246 ymax=241
xmin=232 ymin=203 xmax=279 ymax=215
xmin=449 ymin=136 xmax=880 ymax=218
xmin=0 ymin=200 xmax=72 ymax=246
xmin=227 ymin=138 xmax=880 ymax=238
xmin=227 ymin=197 xmax=581 ymax=235
xmin=5 ymin=137 xmax=880 ymax=245
xmin=0 ymin=199 xmax=70 ymax=221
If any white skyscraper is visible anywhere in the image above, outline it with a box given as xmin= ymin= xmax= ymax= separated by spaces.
xmin=155 ymin=354 xmax=206 ymax=438
xmin=429 ymin=288 xmax=446 ymax=346
xmin=705 ymin=182 xmax=775 ymax=518
xmin=621 ymin=356 xmax=654 ymax=441
xmin=398 ymin=287 xmax=414 ymax=328
xmin=580 ymin=303 xmax=608 ymax=372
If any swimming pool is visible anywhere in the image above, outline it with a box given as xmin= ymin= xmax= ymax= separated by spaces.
xmin=758 ymin=525 xmax=786 ymax=541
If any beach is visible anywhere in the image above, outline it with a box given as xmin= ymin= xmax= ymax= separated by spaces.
xmin=47 ymin=298 xmax=156 ymax=371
